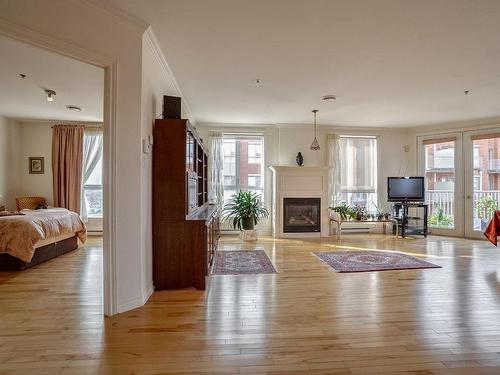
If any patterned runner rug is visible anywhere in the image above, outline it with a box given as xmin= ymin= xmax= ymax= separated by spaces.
xmin=313 ymin=250 xmax=441 ymax=273
xmin=212 ymin=250 xmax=277 ymax=275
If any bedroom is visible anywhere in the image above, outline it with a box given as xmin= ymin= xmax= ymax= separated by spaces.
xmin=0 ymin=35 xmax=104 ymax=281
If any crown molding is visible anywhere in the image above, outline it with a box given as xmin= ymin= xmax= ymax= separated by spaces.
xmin=11 ymin=118 xmax=103 ymax=126
xmin=76 ymin=0 xmax=148 ymax=32
xmin=0 ymin=17 xmax=113 ymax=67
xmin=143 ymin=27 xmax=194 ymax=122
xmin=409 ymin=118 xmax=500 ymax=135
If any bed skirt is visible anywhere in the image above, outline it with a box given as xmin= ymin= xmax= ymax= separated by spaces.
xmin=0 ymin=236 xmax=78 ymax=271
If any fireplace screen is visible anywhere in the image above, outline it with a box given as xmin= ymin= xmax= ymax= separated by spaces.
xmin=283 ymin=198 xmax=321 ymax=233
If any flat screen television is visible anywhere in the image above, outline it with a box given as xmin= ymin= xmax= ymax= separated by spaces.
xmin=387 ymin=177 xmax=425 ymax=202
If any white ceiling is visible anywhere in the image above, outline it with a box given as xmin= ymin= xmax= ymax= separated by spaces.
xmin=0 ymin=35 xmax=104 ymax=122
xmin=112 ymin=0 xmax=500 ymax=128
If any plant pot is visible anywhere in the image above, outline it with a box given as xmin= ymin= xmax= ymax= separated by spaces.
xmin=240 ymin=229 xmax=257 ymax=241
xmin=241 ymin=216 xmax=255 ymax=230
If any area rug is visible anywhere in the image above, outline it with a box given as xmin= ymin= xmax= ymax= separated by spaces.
xmin=212 ymin=250 xmax=277 ymax=275
xmin=312 ymin=251 xmax=441 ymax=273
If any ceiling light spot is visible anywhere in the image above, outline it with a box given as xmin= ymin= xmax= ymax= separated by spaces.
xmin=44 ymin=89 xmax=56 ymax=102
xmin=464 ymin=90 xmax=470 ymax=95
xmin=255 ymin=78 xmax=262 ymax=84
xmin=66 ymin=105 xmax=82 ymax=112
xmin=19 ymin=73 xmax=26 ymax=79
xmin=322 ymin=94 xmax=336 ymax=102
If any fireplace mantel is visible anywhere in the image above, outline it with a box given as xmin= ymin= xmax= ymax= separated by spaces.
xmin=269 ymin=165 xmax=331 ymax=238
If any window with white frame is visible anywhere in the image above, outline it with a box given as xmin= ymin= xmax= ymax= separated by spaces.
xmin=339 ymin=136 xmax=377 ymax=209
xmin=247 ymin=141 xmax=262 ymax=164
xmin=222 ymin=135 xmax=264 ymax=203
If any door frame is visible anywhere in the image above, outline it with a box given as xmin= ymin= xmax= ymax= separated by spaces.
xmin=417 ymin=132 xmax=464 ymax=237
xmin=463 ymin=127 xmax=500 ymax=238
xmin=0 ymin=19 xmax=118 ymax=315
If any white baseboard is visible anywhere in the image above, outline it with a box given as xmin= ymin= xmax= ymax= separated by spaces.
xmin=142 ymin=283 xmax=154 ymax=305
xmin=116 ymin=283 xmax=154 ymax=313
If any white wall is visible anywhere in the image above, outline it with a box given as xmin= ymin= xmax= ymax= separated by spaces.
xmin=17 ymin=122 xmax=53 ymax=204
xmin=0 ymin=116 xmax=21 ymax=210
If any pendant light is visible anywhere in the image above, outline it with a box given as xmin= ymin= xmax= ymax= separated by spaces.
xmin=310 ymin=109 xmax=320 ymax=150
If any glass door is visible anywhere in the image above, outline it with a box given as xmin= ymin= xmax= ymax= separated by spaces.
xmin=464 ymin=131 xmax=500 ymax=238
xmin=418 ymin=134 xmax=463 ymax=236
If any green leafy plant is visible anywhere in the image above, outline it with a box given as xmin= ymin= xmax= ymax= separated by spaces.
xmin=222 ymin=190 xmax=269 ymax=230
xmin=329 ymin=203 xmax=356 ymax=221
xmin=475 ymin=196 xmax=499 ymax=220
xmin=428 ymin=205 xmax=453 ymax=228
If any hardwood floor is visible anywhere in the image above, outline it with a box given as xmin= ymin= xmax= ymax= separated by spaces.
xmin=1 ymin=234 xmax=500 ymax=374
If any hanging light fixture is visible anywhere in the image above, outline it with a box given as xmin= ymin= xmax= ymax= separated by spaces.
xmin=310 ymin=109 xmax=320 ymax=150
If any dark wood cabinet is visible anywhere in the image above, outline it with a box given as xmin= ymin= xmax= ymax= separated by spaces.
xmin=153 ymin=119 xmax=219 ymax=290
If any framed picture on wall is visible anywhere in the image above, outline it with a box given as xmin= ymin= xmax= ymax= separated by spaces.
xmin=29 ymin=157 xmax=44 ymax=174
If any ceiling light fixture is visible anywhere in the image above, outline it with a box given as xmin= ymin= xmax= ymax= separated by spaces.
xmin=66 ymin=105 xmax=82 ymax=112
xmin=310 ymin=109 xmax=320 ymax=151
xmin=19 ymin=73 xmax=26 ymax=79
xmin=255 ymin=78 xmax=262 ymax=84
xmin=322 ymin=94 xmax=336 ymax=102
xmin=464 ymin=90 xmax=470 ymax=95
xmin=45 ymin=89 xmax=56 ymax=102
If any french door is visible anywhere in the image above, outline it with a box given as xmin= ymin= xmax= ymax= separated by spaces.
xmin=417 ymin=133 xmax=463 ymax=237
xmin=418 ymin=129 xmax=500 ymax=238
xmin=464 ymin=130 xmax=500 ymax=238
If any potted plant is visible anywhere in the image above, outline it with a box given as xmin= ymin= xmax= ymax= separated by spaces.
xmin=428 ymin=205 xmax=453 ymax=228
xmin=352 ymin=205 xmax=368 ymax=221
xmin=222 ymin=190 xmax=269 ymax=240
xmin=372 ymin=202 xmax=387 ymax=220
xmin=476 ymin=196 xmax=499 ymax=230
xmin=329 ymin=203 xmax=356 ymax=221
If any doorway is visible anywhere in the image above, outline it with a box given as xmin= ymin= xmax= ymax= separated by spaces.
xmin=418 ymin=128 xmax=500 ymax=238
xmin=0 ymin=33 xmax=113 ymax=314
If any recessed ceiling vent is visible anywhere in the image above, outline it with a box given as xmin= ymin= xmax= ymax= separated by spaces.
xmin=66 ymin=105 xmax=82 ymax=112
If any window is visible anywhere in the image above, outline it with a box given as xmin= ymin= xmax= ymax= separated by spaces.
xmin=248 ymin=174 xmax=261 ymax=188
xmin=473 ymin=175 xmax=481 ymax=191
xmin=248 ymin=142 xmax=262 ymax=164
xmin=222 ymin=136 xmax=264 ymax=203
xmin=82 ymin=131 xmax=103 ymax=218
xmin=339 ymin=137 xmax=377 ymax=209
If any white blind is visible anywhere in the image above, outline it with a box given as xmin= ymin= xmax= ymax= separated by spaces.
xmin=340 ymin=137 xmax=377 ymax=193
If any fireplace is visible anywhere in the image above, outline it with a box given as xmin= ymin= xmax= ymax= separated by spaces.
xmin=283 ymin=198 xmax=321 ymax=233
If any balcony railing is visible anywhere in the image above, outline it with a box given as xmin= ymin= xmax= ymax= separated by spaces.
xmin=83 ymin=184 xmax=103 ymax=218
xmin=489 ymin=158 xmax=500 ymax=171
xmin=425 ymin=190 xmax=500 ymax=222
xmin=427 ymin=156 xmax=454 ymax=169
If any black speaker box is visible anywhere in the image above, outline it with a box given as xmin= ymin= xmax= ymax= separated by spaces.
xmin=162 ymin=95 xmax=181 ymax=119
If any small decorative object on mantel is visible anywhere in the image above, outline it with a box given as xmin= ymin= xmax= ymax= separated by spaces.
xmin=29 ymin=157 xmax=44 ymax=174
xmin=296 ymin=152 xmax=304 ymax=166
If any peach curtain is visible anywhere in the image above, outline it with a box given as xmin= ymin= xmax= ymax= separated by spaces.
xmin=52 ymin=125 xmax=84 ymax=213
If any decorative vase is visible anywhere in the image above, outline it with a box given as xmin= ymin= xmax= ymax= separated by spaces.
xmin=296 ymin=152 xmax=304 ymax=166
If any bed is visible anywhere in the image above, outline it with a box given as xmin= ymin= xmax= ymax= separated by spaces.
xmin=0 ymin=208 xmax=87 ymax=271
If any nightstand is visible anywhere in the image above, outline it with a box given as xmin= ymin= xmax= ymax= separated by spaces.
xmin=0 ymin=205 xmax=5 ymax=211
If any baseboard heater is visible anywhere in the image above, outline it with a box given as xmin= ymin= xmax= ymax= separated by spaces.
xmin=340 ymin=227 xmax=373 ymax=233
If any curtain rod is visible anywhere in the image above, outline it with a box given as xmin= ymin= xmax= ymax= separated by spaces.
xmin=50 ymin=125 xmax=102 ymax=129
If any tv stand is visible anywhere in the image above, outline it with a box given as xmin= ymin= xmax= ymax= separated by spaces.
xmin=392 ymin=202 xmax=428 ymax=238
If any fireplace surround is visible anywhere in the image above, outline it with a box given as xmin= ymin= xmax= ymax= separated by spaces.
xmin=269 ymin=166 xmax=330 ymax=238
